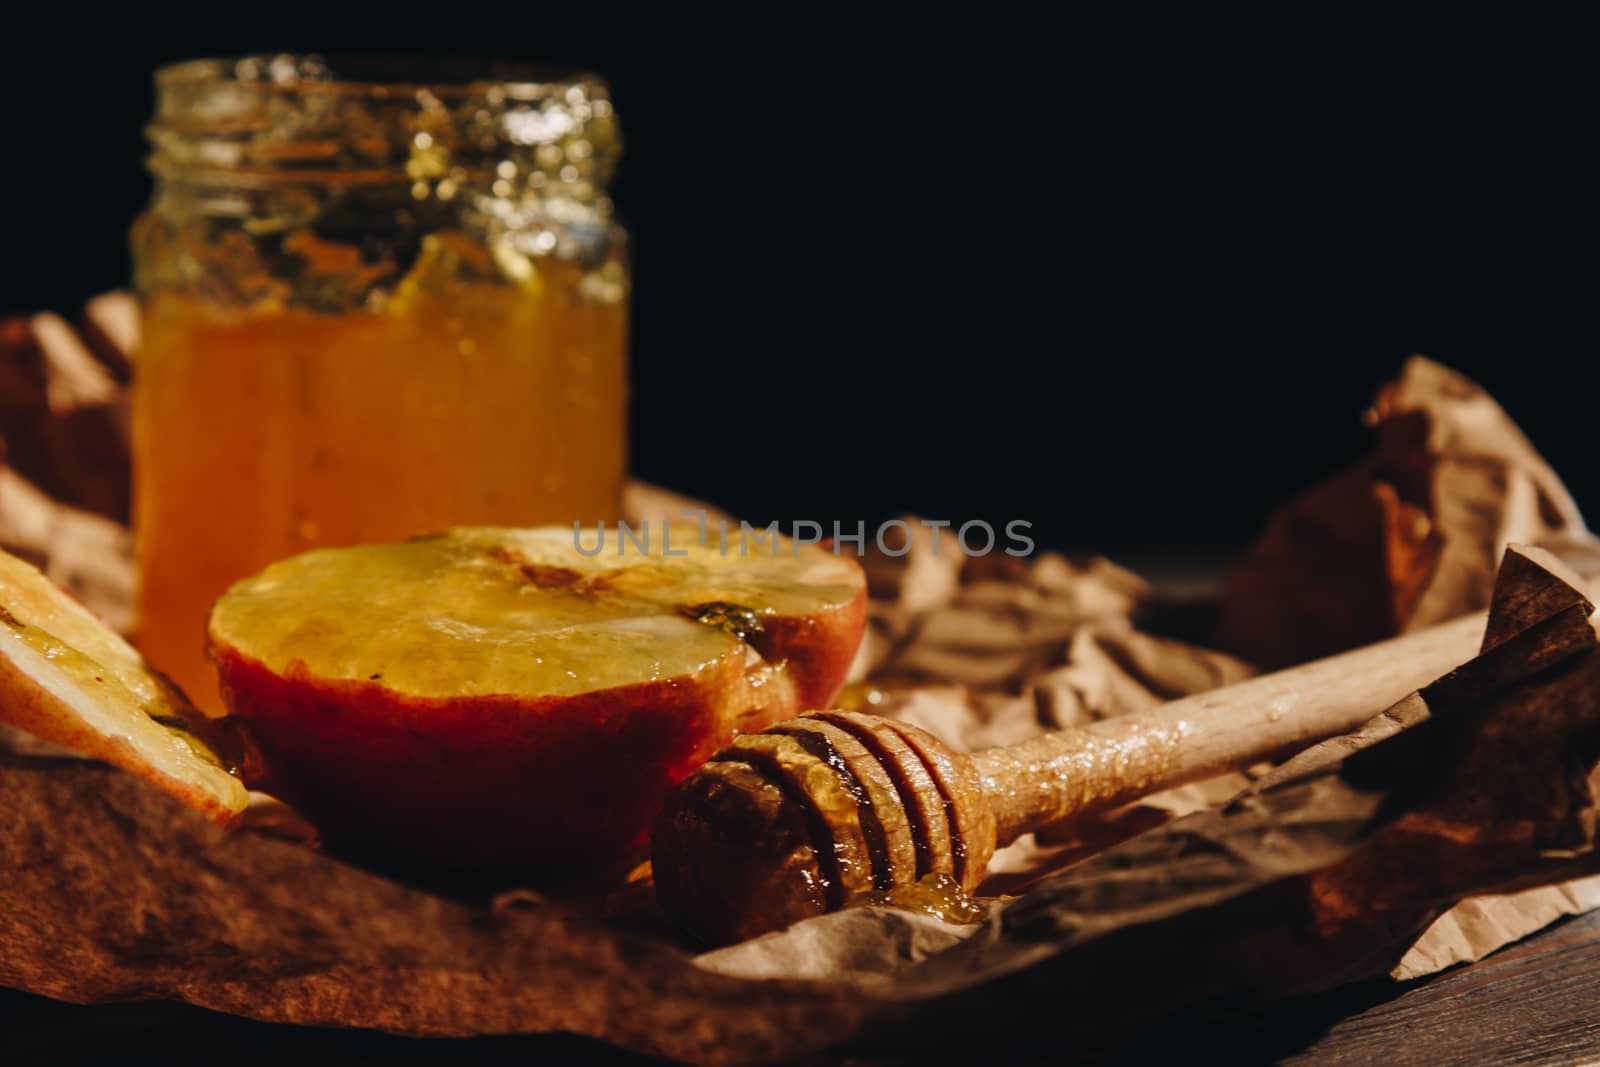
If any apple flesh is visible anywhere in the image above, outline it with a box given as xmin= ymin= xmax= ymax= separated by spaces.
xmin=206 ymin=525 xmax=866 ymax=876
xmin=0 ymin=548 xmax=248 ymax=822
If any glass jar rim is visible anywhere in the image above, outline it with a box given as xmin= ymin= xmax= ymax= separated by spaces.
xmin=154 ymin=54 xmax=608 ymax=102
xmin=146 ymin=53 xmax=620 ymax=192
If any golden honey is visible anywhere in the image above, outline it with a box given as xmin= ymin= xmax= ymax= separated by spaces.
xmin=132 ymin=57 xmax=627 ymax=704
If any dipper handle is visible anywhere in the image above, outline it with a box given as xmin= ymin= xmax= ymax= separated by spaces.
xmin=974 ymin=609 xmax=1487 ymax=842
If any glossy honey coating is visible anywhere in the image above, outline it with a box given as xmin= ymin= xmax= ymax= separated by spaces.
xmin=652 ymin=759 xmax=827 ymax=945
xmin=814 ymin=710 xmax=958 ymax=877
xmin=650 ymin=709 xmax=996 ymax=943
xmin=767 ymin=716 xmax=919 ymax=886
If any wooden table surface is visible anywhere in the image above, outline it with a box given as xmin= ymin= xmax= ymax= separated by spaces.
xmin=1073 ymin=908 xmax=1600 ymax=1066
xmin=1290 ymin=910 xmax=1600 ymax=1065
xmin=6 ymin=908 xmax=1600 ymax=1065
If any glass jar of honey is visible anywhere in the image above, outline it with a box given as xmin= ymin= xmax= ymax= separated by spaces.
xmin=132 ymin=56 xmax=628 ymax=705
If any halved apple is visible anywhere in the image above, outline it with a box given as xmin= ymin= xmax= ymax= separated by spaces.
xmin=206 ymin=525 xmax=866 ymax=875
xmin=0 ymin=548 xmax=248 ymax=822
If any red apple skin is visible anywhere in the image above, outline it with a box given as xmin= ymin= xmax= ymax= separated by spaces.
xmin=213 ymin=647 xmax=775 ymax=876
xmin=208 ymin=585 xmax=865 ymax=877
xmin=752 ymin=587 xmax=869 ymax=710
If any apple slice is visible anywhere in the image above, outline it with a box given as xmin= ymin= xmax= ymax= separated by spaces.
xmin=206 ymin=525 xmax=867 ymax=875
xmin=0 ymin=548 xmax=249 ymax=822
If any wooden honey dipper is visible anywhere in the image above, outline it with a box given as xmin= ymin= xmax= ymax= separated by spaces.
xmin=652 ymin=610 xmax=1495 ymax=943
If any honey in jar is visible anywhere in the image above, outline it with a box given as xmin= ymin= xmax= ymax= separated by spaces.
xmin=131 ymin=56 xmax=628 ymax=704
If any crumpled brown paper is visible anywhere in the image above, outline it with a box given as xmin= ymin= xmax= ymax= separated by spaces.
xmin=0 ymin=301 xmax=131 ymax=524
xmin=1 ymin=299 xmax=136 ymax=632
xmin=7 ymin=544 xmax=1600 ymax=1065
xmin=1204 ymin=356 xmax=1600 ymax=974
xmin=1219 ymin=355 xmax=1587 ymax=668
xmin=5 ymin=306 xmax=1600 ymax=1064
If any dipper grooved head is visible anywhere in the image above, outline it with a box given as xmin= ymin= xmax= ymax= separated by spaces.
xmin=651 ymin=710 xmax=995 ymax=944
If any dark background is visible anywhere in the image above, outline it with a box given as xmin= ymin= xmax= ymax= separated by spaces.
xmin=2 ymin=15 xmax=1588 ymax=558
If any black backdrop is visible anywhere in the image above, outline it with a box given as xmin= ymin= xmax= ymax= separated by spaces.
xmin=3 ymin=15 xmax=1589 ymax=558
